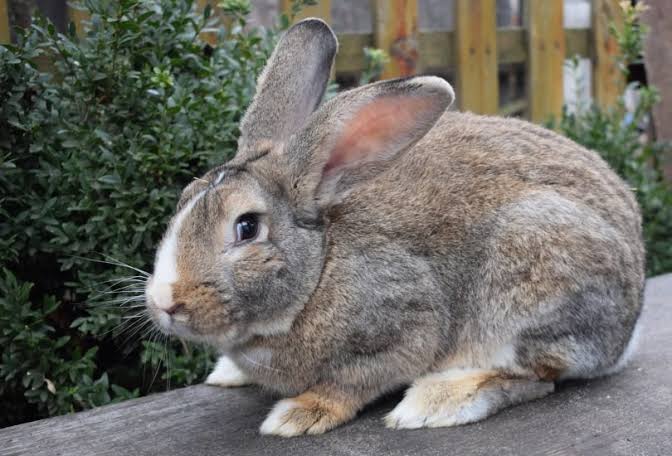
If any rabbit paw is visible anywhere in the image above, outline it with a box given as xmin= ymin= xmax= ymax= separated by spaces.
xmin=260 ymin=392 xmax=354 ymax=437
xmin=385 ymin=385 xmax=491 ymax=429
xmin=205 ymin=356 xmax=249 ymax=388
xmin=385 ymin=368 xmax=553 ymax=429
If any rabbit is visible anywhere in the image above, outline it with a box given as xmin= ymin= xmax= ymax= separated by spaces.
xmin=145 ymin=18 xmax=645 ymax=437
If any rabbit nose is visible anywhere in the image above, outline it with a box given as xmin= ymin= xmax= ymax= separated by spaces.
xmin=147 ymin=281 xmax=175 ymax=312
xmin=164 ymin=303 xmax=185 ymax=316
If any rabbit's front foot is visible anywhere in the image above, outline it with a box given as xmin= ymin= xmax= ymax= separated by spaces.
xmin=205 ymin=356 xmax=250 ymax=388
xmin=260 ymin=388 xmax=359 ymax=437
xmin=385 ymin=368 xmax=554 ymax=429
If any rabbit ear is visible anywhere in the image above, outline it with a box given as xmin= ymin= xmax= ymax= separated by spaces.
xmin=238 ymin=18 xmax=337 ymax=153
xmin=286 ymin=76 xmax=455 ymax=221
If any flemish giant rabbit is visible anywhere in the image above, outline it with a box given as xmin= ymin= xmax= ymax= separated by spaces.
xmin=145 ymin=19 xmax=644 ymax=436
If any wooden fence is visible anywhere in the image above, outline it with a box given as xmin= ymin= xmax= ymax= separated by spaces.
xmin=0 ymin=0 xmax=624 ymax=122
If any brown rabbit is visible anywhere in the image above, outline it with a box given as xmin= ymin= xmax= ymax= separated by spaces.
xmin=145 ymin=19 xmax=644 ymax=436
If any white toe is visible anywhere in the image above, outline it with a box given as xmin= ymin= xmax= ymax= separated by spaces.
xmin=385 ymin=371 xmax=493 ymax=429
xmin=385 ymin=386 xmax=438 ymax=429
xmin=205 ymin=356 xmax=249 ymax=387
xmin=259 ymin=399 xmax=302 ymax=437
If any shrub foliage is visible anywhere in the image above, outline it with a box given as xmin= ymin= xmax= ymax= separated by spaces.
xmin=0 ymin=0 xmax=282 ymax=426
xmin=555 ymin=1 xmax=672 ymax=276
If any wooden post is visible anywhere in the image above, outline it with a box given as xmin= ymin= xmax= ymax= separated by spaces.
xmin=67 ymin=3 xmax=90 ymax=37
xmin=526 ymin=0 xmax=565 ymax=122
xmin=592 ymin=0 xmax=624 ymax=109
xmin=455 ymin=0 xmax=499 ymax=114
xmin=0 ymin=0 xmax=10 ymax=43
xmin=197 ymin=0 xmax=221 ymax=46
xmin=642 ymin=0 xmax=672 ymax=182
xmin=280 ymin=0 xmax=332 ymax=24
xmin=372 ymin=0 xmax=419 ymax=79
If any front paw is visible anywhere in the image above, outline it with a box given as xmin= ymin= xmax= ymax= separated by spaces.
xmin=205 ymin=356 xmax=250 ymax=388
xmin=260 ymin=393 xmax=353 ymax=437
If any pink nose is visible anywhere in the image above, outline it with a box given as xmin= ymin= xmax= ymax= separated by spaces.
xmin=147 ymin=281 xmax=181 ymax=315
xmin=164 ymin=303 xmax=184 ymax=316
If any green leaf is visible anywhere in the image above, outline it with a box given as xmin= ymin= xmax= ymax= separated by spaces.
xmin=97 ymin=175 xmax=121 ymax=185
xmin=61 ymin=139 xmax=79 ymax=148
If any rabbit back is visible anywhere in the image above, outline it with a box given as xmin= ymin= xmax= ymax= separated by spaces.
xmin=324 ymin=111 xmax=645 ymax=380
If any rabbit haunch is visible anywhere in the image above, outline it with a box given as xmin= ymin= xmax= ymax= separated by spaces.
xmin=145 ymin=18 xmax=644 ymax=437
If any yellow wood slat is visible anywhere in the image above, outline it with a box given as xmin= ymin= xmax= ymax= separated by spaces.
xmin=592 ymin=0 xmax=624 ymax=109
xmin=0 ymin=0 xmax=9 ymax=44
xmin=197 ymin=0 xmax=220 ymax=45
xmin=67 ymin=3 xmax=90 ymax=37
xmin=198 ymin=1 xmax=240 ymax=45
xmin=371 ymin=0 xmax=419 ymax=79
xmin=337 ymin=29 xmax=589 ymax=76
xmin=280 ymin=0 xmax=332 ymax=24
xmin=195 ymin=0 xmax=230 ymax=23
xmin=526 ymin=0 xmax=565 ymax=123
xmin=455 ymin=0 xmax=498 ymax=114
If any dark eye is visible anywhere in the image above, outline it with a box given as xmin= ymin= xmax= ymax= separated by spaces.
xmin=235 ymin=213 xmax=259 ymax=242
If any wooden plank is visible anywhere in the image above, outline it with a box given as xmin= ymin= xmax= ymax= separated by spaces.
xmin=336 ymin=32 xmax=374 ymax=73
xmin=196 ymin=0 xmax=222 ymax=46
xmin=592 ymin=0 xmax=624 ymax=110
xmin=197 ymin=1 xmax=244 ymax=46
xmin=642 ymin=0 xmax=672 ymax=182
xmin=455 ymin=0 xmax=498 ymax=114
xmin=67 ymin=3 xmax=90 ymax=37
xmin=419 ymin=29 xmax=588 ymax=69
xmin=499 ymin=98 xmax=528 ymax=117
xmin=2 ymin=274 xmax=671 ymax=455
xmin=338 ymin=29 xmax=589 ymax=75
xmin=372 ymin=0 xmax=419 ymax=79
xmin=280 ymin=0 xmax=332 ymax=24
xmin=526 ymin=0 xmax=565 ymax=122
xmin=196 ymin=0 xmax=214 ymax=11
xmin=564 ymin=28 xmax=589 ymax=61
xmin=0 ymin=0 xmax=9 ymax=44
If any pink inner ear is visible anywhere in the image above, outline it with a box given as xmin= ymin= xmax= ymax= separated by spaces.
xmin=323 ymin=95 xmax=435 ymax=175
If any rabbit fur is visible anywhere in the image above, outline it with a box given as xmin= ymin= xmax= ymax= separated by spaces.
xmin=145 ymin=19 xmax=644 ymax=436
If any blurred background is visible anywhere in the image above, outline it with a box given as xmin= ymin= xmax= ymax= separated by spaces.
xmin=1 ymin=0 xmax=670 ymax=429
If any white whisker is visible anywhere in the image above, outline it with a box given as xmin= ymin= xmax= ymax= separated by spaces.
xmin=92 ymin=283 xmax=146 ymax=296
xmin=241 ymin=353 xmax=285 ymax=374
xmin=71 ymin=254 xmax=150 ymax=277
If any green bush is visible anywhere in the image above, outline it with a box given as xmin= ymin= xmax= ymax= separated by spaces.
xmin=0 ymin=0 xmax=381 ymax=427
xmin=554 ymin=2 xmax=672 ymax=276
xmin=555 ymin=87 xmax=672 ymax=276
xmin=0 ymin=0 xmax=289 ymax=426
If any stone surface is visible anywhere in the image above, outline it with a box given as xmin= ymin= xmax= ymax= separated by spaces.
xmin=2 ymin=274 xmax=671 ymax=456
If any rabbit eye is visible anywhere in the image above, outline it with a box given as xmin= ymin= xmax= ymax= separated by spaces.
xmin=235 ymin=213 xmax=259 ymax=242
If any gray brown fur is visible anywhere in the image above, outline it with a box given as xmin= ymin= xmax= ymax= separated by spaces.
xmin=145 ymin=19 xmax=644 ymax=436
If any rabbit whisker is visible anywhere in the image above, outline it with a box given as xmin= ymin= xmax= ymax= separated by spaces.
xmin=241 ymin=353 xmax=285 ymax=374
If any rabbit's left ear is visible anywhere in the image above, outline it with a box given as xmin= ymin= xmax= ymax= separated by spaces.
xmin=238 ymin=18 xmax=337 ymax=153
xmin=285 ymin=76 xmax=454 ymax=221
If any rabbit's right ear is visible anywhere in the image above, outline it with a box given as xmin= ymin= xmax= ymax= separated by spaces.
xmin=237 ymin=18 xmax=337 ymax=153
xmin=284 ymin=76 xmax=454 ymax=222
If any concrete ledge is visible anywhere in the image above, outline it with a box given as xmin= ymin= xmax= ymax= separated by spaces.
xmin=2 ymin=275 xmax=671 ymax=456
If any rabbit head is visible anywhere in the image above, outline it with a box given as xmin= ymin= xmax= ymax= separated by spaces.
xmin=145 ymin=19 xmax=454 ymax=348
